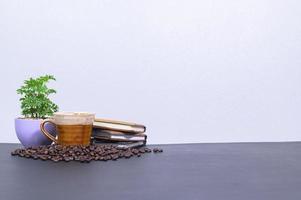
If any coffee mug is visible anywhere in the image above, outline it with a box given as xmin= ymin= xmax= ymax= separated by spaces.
xmin=40 ymin=112 xmax=95 ymax=146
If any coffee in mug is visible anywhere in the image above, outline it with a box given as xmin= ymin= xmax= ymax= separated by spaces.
xmin=40 ymin=112 xmax=95 ymax=146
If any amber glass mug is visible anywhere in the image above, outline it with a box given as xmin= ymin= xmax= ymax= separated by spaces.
xmin=40 ymin=112 xmax=95 ymax=146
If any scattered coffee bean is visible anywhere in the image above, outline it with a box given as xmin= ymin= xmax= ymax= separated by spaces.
xmin=153 ymin=148 xmax=163 ymax=153
xmin=145 ymin=148 xmax=152 ymax=153
xmin=51 ymin=156 xmax=61 ymax=162
xmin=132 ymin=149 xmax=139 ymax=154
xmin=139 ymin=149 xmax=145 ymax=153
xmin=124 ymin=152 xmax=132 ymax=158
xmin=11 ymin=144 xmax=163 ymax=163
xmin=112 ymin=154 xmax=119 ymax=160
xmin=40 ymin=156 xmax=47 ymax=161
xmin=33 ymin=156 xmax=39 ymax=160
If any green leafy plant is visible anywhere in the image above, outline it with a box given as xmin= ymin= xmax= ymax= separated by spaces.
xmin=17 ymin=75 xmax=59 ymax=119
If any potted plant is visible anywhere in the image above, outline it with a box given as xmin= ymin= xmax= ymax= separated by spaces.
xmin=15 ymin=75 xmax=59 ymax=147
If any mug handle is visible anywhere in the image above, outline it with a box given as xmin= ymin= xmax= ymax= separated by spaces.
xmin=40 ymin=119 xmax=57 ymax=144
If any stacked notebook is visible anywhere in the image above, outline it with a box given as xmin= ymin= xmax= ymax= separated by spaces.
xmin=91 ymin=118 xmax=147 ymax=148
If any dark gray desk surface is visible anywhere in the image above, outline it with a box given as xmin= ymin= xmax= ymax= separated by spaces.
xmin=1 ymin=142 xmax=301 ymax=200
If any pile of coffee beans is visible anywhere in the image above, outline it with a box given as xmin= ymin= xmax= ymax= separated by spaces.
xmin=11 ymin=144 xmax=163 ymax=163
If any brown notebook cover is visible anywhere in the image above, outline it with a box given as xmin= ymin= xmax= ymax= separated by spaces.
xmin=93 ymin=118 xmax=146 ymax=134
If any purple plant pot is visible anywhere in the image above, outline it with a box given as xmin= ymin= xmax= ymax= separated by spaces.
xmin=15 ymin=118 xmax=57 ymax=147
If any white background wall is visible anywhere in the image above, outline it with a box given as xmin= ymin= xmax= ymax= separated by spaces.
xmin=0 ymin=0 xmax=300 ymax=144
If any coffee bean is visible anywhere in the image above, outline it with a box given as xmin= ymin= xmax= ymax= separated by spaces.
xmin=79 ymin=157 xmax=86 ymax=163
xmin=11 ymin=144 xmax=163 ymax=162
xmin=153 ymin=148 xmax=163 ymax=153
xmin=139 ymin=149 xmax=145 ymax=153
xmin=32 ymin=155 xmax=38 ymax=160
xmin=51 ymin=157 xmax=60 ymax=162
xmin=111 ymin=154 xmax=119 ymax=160
xmin=63 ymin=157 xmax=72 ymax=162
xmin=104 ymin=155 xmax=111 ymax=161
xmin=124 ymin=152 xmax=132 ymax=158
xmin=74 ymin=156 xmax=80 ymax=161
xmin=145 ymin=148 xmax=152 ymax=153
xmin=132 ymin=149 xmax=139 ymax=154
xmin=153 ymin=148 xmax=159 ymax=153
xmin=40 ymin=156 xmax=48 ymax=161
